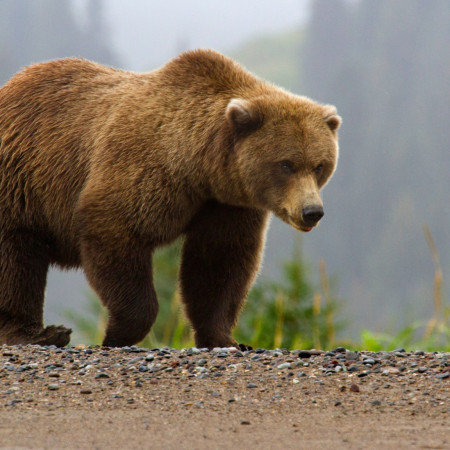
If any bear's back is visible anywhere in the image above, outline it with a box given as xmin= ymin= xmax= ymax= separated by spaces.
xmin=0 ymin=59 xmax=131 ymax=255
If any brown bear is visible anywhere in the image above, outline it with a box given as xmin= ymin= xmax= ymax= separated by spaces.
xmin=0 ymin=49 xmax=340 ymax=349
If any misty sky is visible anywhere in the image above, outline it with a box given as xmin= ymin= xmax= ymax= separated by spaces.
xmin=73 ymin=0 xmax=309 ymax=70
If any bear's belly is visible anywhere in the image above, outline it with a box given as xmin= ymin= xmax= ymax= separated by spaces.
xmin=47 ymin=234 xmax=82 ymax=269
xmin=141 ymin=207 xmax=197 ymax=248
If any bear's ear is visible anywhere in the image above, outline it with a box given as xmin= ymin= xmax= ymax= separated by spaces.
xmin=323 ymin=105 xmax=341 ymax=132
xmin=226 ymin=98 xmax=263 ymax=133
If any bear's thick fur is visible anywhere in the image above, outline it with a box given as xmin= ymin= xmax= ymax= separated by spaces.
xmin=0 ymin=49 xmax=340 ymax=348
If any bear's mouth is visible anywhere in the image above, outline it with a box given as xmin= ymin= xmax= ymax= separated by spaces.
xmin=288 ymin=220 xmax=314 ymax=233
xmin=276 ymin=209 xmax=315 ymax=233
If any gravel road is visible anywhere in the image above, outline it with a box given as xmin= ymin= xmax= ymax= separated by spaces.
xmin=0 ymin=345 xmax=448 ymax=449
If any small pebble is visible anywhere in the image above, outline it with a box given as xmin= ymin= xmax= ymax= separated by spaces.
xmin=187 ymin=348 xmax=201 ymax=355
xmin=345 ymin=351 xmax=360 ymax=361
xmin=277 ymin=363 xmax=291 ymax=370
xmin=383 ymin=368 xmax=400 ymax=375
xmin=95 ymin=372 xmax=110 ymax=378
xmin=333 ymin=347 xmax=346 ymax=353
xmin=363 ymin=358 xmax=376 ymax=365
xmin=436 ymin=371 xmax=449 ymax=380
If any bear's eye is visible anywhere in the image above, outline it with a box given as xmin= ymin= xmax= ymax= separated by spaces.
xmin=280 ymin=160 xmax=295 ymax=174
xmin=314 ymin=164 xmax=324 ymax=176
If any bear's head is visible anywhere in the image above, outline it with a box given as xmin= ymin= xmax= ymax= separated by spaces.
xmin=225 ymin=94 xmax=340 ymax=232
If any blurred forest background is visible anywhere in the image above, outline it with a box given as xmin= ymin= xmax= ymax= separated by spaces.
xmin=0 ymin=0 xmax=448 ymax=349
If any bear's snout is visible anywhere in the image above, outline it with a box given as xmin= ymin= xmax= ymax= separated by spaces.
xmin=302 ymin=205 xmax=324 ymax=227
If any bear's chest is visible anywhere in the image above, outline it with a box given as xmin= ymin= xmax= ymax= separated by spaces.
xmin=139 ymin=188 xmax=204 ymax=247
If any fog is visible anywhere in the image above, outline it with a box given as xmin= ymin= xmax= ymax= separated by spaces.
xmin=74 ymin=0 xmax=309 ymax=70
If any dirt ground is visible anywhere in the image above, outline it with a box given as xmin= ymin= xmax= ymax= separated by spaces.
xmin=0 ymin=345 xmax=448 ymax=449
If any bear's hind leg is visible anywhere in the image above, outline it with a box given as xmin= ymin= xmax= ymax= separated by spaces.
xmin=0 ymin=230 xmax=71 ymax=346
xmin=80 ymin=239 xmax=158 ymax=347
xmin=180 ymin=202 xmax=269 ymax=349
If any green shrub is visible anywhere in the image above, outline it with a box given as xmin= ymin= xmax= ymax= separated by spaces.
xmin=235 ymin=248 xmax=343 ymax=350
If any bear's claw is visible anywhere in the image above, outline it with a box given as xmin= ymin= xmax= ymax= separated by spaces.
xmin=33 ymin=325 xmax=72 ymax=347
xmin=1 ymin=324 xmax=72 ymax=347
xmin=238 ymin=343 xmax=253 ymax=351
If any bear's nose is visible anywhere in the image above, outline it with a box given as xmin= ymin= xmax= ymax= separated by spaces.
xmin=302 ymin=205 xmax=324 ymax=226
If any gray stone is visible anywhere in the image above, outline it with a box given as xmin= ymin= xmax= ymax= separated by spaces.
xmin=277 ymin=363 xmax=291 ymax=370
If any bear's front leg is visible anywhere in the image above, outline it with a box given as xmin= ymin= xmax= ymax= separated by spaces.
xmin=180 ymin=202 xmax=269 ymax=349
xmin=80 ymin=236 xmax=158 ymax=347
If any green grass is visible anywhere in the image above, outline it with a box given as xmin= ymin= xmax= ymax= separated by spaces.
xmin=358 ymin=320 xmax=449 ymax=352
